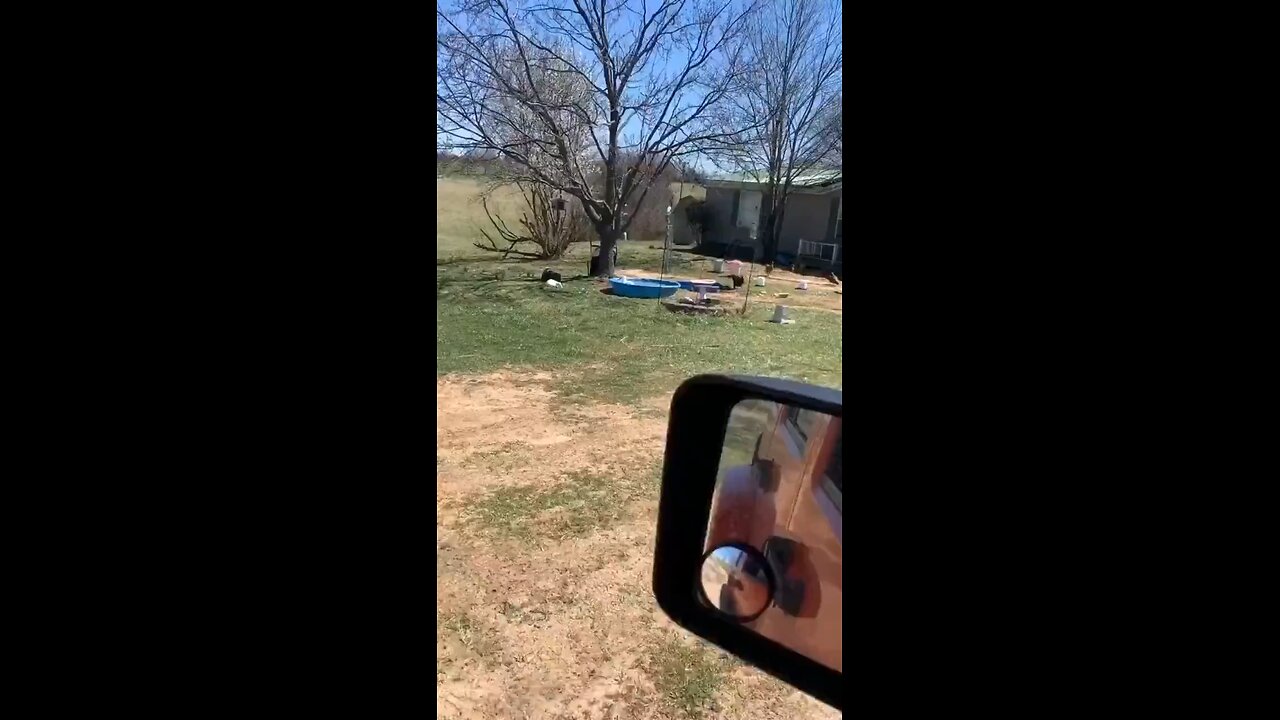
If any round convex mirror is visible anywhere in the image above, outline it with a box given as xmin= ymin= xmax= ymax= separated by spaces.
xmin=697 ymin=543 xmax=775 ymax=622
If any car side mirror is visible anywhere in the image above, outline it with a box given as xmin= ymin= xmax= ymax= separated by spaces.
xmin=652 ymin=375 xmax=842 ymax=710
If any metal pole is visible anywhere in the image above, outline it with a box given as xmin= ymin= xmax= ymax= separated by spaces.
xmin=663 ymin=206 xmax=673 ymax=275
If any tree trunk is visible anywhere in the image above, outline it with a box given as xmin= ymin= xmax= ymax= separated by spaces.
xmin=768 ymin=202 xmax=788 ymax=264
xmin=760 ymin=209 xmax=781 ymax=264
xmin=592 ymin=227 xmax=618 ymax=277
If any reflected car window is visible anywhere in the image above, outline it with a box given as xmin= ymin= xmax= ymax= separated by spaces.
xmin=784 ymin=406 xmax=821 ymax=447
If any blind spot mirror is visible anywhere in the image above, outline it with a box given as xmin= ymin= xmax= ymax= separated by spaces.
xmin=698 ymin=543 xmax=774 ymax=622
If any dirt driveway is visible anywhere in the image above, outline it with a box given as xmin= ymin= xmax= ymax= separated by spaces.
xmin=437 ymin=372 xmax=838 ymax=720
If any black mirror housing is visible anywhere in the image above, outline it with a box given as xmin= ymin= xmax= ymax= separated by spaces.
xmin=652 ymin=374 xmax=842 ymax=710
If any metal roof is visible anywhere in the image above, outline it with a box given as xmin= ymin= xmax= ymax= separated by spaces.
xmin=705 ymin=168 xmax=842 ymax=190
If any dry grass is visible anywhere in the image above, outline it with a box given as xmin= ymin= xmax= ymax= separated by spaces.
xmin=649 ymin=636 xmax=735 ymax=716
xmin=462 ymin=469 xmax=657 ymax=541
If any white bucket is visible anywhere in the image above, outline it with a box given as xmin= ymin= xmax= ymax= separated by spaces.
xmin=711 ymin=259 xmax=724 ymax=272
xmin=754 ymin=276 xmax=766 ymax=287
xmin=796 ymin=280 xmax=808 ymax=290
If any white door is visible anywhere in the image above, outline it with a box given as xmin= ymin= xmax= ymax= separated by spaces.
xmin=737 ymin=190 xmax=762 ymax=236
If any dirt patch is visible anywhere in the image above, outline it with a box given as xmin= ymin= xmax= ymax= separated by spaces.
xmin=436 ymin=371 xmax=571 ymax=467
xmin=739 ymin=266 xmax=842 ymax=314
xmin=437 ymin=371 xmax=665 ymax=477
xmin=437 ymin=371 xmax=836 ymax=719
xmin=613 ymin=266 xmax=841 ymax=314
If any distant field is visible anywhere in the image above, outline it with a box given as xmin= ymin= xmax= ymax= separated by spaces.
xmin=436 ymin=177 xmax=527 ymax=260
xmin=436 ymin=174 xmax=705 ymax=252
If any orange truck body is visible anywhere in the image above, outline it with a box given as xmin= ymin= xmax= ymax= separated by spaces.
xmin=706 ymin=406 xmax=843 ymax=672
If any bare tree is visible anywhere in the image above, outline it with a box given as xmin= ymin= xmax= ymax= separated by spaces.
xmin=473 ymin=181 xmax=594 ymax=258
xmin=708 ymin=0 xmax=842 ymax=264
xmin=438 ymin=0 xmax=758 ymax=276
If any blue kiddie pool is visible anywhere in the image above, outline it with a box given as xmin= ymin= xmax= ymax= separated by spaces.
xmin=608 ymin=277 xmax=681 ymax=299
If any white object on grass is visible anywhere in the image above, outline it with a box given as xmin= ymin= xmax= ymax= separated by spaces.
xmin=796 ymin=280 xmax=808 ymax=290
xmin=545 ymin=279 xmax=563 ymax=288
xmin=770 ymin=305 xmax=794 ymax=324
xmin=754 ymin=276 xmax=766 ymax=287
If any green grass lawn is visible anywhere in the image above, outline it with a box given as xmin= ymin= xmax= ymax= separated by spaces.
xmin=436 ymin=178 xmax=842 ymax=405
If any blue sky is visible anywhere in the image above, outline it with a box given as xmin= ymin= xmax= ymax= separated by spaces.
xmin=436 ymin=0 xmax=728 ymax=173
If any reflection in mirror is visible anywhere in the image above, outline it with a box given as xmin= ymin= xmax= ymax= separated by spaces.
xmin=704 ymin=399 xmax=843 ymax=672
xmin=698 ymin=544 xmax=774 ymax=621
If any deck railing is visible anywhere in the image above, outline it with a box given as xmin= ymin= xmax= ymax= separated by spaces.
xmin=798 ymin=239 xmax=840 ymax=265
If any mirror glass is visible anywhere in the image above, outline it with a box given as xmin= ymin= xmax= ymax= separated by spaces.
xmin=704 ymin=399 xmax=843 ymax=672
xmin=698 ymin=544 xmax=774 ymax=620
